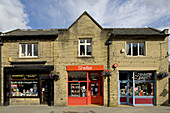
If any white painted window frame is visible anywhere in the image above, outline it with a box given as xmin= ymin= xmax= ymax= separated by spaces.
xmin=127 ymin=42 xmax=145 ymax=56
xmin=79 ymin=39 xmax=92 ymax=56
xmin=19 ymin=44 xmax=38 ymax=57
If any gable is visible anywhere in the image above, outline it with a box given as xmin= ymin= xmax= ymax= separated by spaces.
xmin=68 ymin=11 xmax=102 ymax=30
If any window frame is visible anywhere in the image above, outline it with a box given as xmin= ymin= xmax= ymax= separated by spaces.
xmin=126 ymin=42 xmax=145 ymax=56
xmin=79 ymin=39 xmax=92 ymax=57
xmin=19 ymin=43 xmax=38 ymax=58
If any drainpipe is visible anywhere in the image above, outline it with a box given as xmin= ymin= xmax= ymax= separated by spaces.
xmin=0 ymin=36 xmax=3 ymax=106
xmin=105 ymin=40 xmax=112 ymax=107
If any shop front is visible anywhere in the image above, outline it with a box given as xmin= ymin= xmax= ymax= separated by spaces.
xmin=119 ymin=71 xmax=156 ymax=106
xmin=3 ymin=62 xmax=54 ymax=106
xmin=67 ymin=65 xmax=104 ymax=105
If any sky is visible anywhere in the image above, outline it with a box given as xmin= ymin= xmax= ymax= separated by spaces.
xmin=0 ymin=0 xmax=170 ymax=56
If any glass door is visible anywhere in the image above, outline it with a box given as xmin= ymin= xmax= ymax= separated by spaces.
xmin=119 ymin=72 xmax=133 ymax=105
xmin=89 ymin=72 xmax=103 ymax=105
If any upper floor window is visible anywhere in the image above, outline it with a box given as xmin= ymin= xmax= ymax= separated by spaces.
xmin=20 ymin=44 xmax=38 ymax=57
xmin=126 ymin=42 xmax=145 ymax=56
xmin=79 ymin=39 xmax=92 ymax=56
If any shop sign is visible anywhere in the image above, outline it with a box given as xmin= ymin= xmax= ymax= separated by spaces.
xmin=67 ymin=65 xmax=104 ymax=71
xmin=78 ymin=66 xmax=92 ymax=70
xmin=25 ymin=74 xmax=37 ymax=79
xmin=11 ymin=75 xmax=24 ymax=79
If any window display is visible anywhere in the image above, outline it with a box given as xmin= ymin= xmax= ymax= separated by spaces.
xmin=11 ymin=80 xmax=38 ymax=97
xmin=68 ymin=82 xmax=87 ymax=97
xmin=11 ymin=74 xmax=38 ymax=97
xmin=134 ymin=72 xmax=154 ymax=96
xmin=135 ymin=82 xmax=154 ymax=96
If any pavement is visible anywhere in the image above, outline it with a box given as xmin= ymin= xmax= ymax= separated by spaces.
xmin=0 ymin=105 xmax=170 ymax=113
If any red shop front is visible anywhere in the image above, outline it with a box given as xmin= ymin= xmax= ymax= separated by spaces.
xmin=67 ymin=65 xmax=104 ymax=105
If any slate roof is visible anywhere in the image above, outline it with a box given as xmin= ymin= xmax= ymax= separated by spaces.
xmin=105 ymin=27 xmax=168 ymax=36
xmin=2 ymin=29 xmax=59 ymax=36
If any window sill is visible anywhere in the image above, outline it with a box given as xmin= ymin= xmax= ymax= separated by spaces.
xmin=125 ymin=55 xmax=147 ymax=58
xmin=19 ymin=56 xmax=39 ymax=59
xmin=77 ymin=56 xmax=94 ymax=58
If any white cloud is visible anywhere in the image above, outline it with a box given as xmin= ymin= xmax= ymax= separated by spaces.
xmin=59 ymin=0 xmax=170 ymax=28
xmin=0 ymin=0 xmax=30 ymax=32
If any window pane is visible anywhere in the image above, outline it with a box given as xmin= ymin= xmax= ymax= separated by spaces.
xmin=135 ymin=72 xmax=154 ymax=80
xmin=135 ymin=82 xmax=154 ymax=96
xmin=21 ymin=44 xmax=26 ymax=56
xmin=91 ymin=83 xmax=98 ymax=95
xmin=80 ymin=39 xmax=85 ymax=43
xmin=87 ymin=39 xmax=92 ymax=43
xmin=11 ymin=80 xmax=38 ymax=97
xmin=68 ymin=82 xmax=87 ymax=97
xmin=133 ymin=43 xmax=138 ymax=56
xmin=68 ymin=72 xmax=87 ymax=81
xmin=33 ymin=44 xmax=38 ymax=56
xmin=126 ymin=43 xmax=131 ymax=55
xmin=90 ymin=73 xmax=99 ymax=81
xmin=80 ymin=45 xmax=85 ymax=55
xmin=27 ymin=44 xmax=32 ymax=56
xmin=139 ymin=43 xmax=145 ymax=55
xmin=120 ymin=83 xmax=127 ymax=95
xmin=119 ymin=73 xmax=127 ymax=80
xmin=87 ymin=45 xmax=92 ymax=55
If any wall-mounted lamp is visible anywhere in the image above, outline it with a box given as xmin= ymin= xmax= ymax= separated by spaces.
xmin=120 ymin=49 xmax=125 ymax=53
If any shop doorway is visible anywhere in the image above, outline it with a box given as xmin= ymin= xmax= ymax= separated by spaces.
xmin=41 ymin=80 xmax=48 ymax=104
xmin=67 ymin=71 xmax=103 ymax=105
xmin=89 ymin=72 xmax=103 ymax=105
xmin=119 ymin=72 xmax=133 ymax=105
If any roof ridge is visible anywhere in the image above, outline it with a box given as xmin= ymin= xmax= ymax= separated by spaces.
xmin=148 ymin=27 xmax=162 ymax=33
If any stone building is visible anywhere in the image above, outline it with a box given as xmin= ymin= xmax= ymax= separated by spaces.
xmin=0 ymin=11 xmax=169 ymax=106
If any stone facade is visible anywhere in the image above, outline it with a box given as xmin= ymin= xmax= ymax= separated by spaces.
xmin=0 ymin=12 xmax=169 ymax=106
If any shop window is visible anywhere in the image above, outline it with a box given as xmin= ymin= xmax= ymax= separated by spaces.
xmin=135 ymin=72 xmax=154 ymax=80
xmin=79 ymin=39 xmax=92 ymax=56
xmin=135 ymin=82 xmax=154 ymax=96
xmin=68 ymin=72 xmax=87 ymax=81
xmin=20 ymin=43 xmax=38 ymax=57
xmin=134 ymin=72 xmax=155 ymax=96
xmin=126 ymin=42 xmax=145 ymax=56
xmin=11 ymin=74 xmax=38 ymax=97
xmin=68 ymin=82 xmax=87 ymax=97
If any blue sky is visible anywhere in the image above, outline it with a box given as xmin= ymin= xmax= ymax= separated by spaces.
xmin=0 ymin=0 xmax=170 ymax=31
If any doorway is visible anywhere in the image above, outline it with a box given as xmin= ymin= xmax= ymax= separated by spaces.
xmin=41 ymin=80 xmax=48 ymax=104
xmin=119 ymin=72 xmax=133 ymax=105
xmin=89 ymin=72 xmax=103 ymax=105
